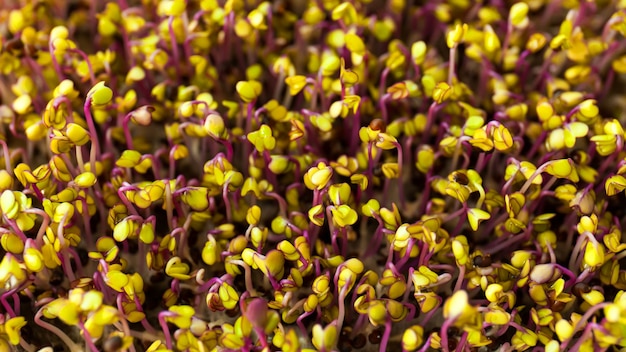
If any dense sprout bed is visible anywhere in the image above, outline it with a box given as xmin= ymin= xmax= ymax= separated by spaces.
xmin=1 ymin=0 xmax=626 ymax=351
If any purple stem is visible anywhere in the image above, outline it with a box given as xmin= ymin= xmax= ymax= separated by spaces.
xmin=253 ymin=327 xmax=270 ymax=349
xmin=122 ymin=112 xmax=134 ymax=150
xmin=296 ymin=311 xmax=313 ymax=337
xmin=158 ymin=312 xmax=175 ymax=350
xmin=395 ymin=239 xmax=416 ymax=269
xmin=0 ymin=291 xmax=16 ymax=317
xmin=35 ymin=308 xmax=81 ymax=350
xmin=441 ymin=317 xmax=454 ymax=352
xmin=83 ymin=99 xmax=101 ymax=174
xmin=394 ymin=142 xmax=406 ymax=208
xmin=379 ymin=319 xmax=393 ymax=352
xmin=78 ymin=321 xmax=99 ymax=352
xmin=379 ymin=94 xmax=390 ymax=124
xmin=48 ymin=43 xmax=65 ymax=81
xmin=561 ymin=303 xmax=609 ymax=350
xmin=336 ymin=282 xmax=349 ymax=334
xmin=422 ymin=102 xmax=439 ymax=143
xmin=222 ymin=183 xmax=232 ymax=223
xmin=455 ymin=331 xmax=468 ymax=352
xmin=117 ymin=186 xmax=140 ymax=217
xmin=0 ymin=140 xmax=12 ymax=176
xmin=417 ymin=334 xmax=433 ymax=352
xmin=68 ymin=49 xmax=95 ymax=84
xmin=419 ymin=299 xmax=442 ymax=329
xmin=454 ymin=265 xmax=466 ymax=292
xmin=218 ymin=139 xmax=234 ymax=160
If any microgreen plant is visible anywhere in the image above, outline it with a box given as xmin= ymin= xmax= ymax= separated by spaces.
xmin=2 ymin=0 xmax=626 ymax=351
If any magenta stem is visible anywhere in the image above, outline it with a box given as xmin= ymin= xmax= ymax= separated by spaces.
xmin=379 ymin=319 xmax=393 ymax=352
xmin=83 ymin=100 xmax=101 ymax=174
xmin=158 ymin=312 xmax=174 ymax=350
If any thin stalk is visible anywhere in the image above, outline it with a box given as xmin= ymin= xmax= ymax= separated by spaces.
xmin=158 ymin=312 xmax=175 ymax=350
xmin=78 ymin=321 xmax=99 ymax=352
xmin=379 ymin=319 xmax=393 ymax=352
xmin=336 ymin=281 xmax=349 ymax=335
xmin=454 ymin=265 xmax=466 ymax=292
xmin=228 ymin=260 xmax=259 ymax=297
xmin=35 ymin=309 xmax=81 ymax=351
xmin=440 ymin=317 xmax=454 ymax=352
xmin=0 ymin=140 xmax=12 ymax=176
xmin=560 ymin=303 xmax=609 ymax=350
xmin=83 ymin=100 xmax=101 ymax=174
xmin=448 ymin=46 xmax=456 ymax=85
